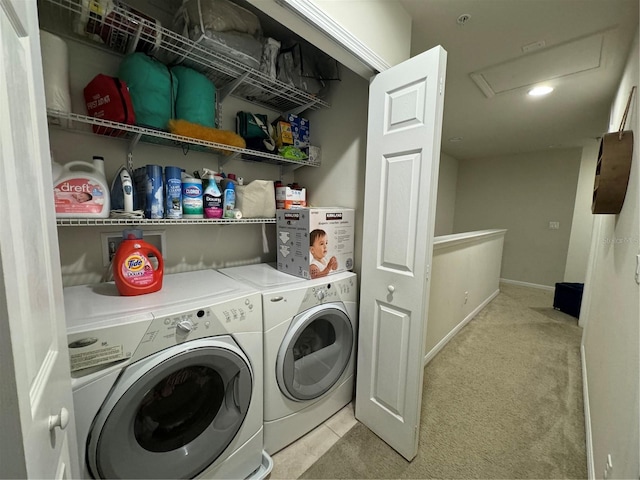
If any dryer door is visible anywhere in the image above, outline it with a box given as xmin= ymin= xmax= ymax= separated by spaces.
xmin=86 ymin=337 xmax=252 ymax=479
xmin=277 ymin=303 xmax=353 ymax=401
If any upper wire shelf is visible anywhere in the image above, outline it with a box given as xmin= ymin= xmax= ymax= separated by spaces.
xmin=37 ymin=0 xmax=331 ymax=114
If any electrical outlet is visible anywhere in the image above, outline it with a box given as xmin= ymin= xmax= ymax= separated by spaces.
xmin=549 ymin=221 xmax=560 ymax=230
xmin=464 ymin=291 xmax=469 ymax=304
xmin=101 ymin=230 xmax=166 ymax=267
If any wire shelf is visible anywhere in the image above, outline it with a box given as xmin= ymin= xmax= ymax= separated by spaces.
xmin=47 ymin=109 xmax=321 ymax=168
xmin=56 ymin=217 xmax=276 ymax=226
xmin=38 ymin=0 xmax=331 ymax=113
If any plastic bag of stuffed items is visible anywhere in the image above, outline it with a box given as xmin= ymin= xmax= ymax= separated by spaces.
xmin=276 ymin=42 xmax=340 ymax=96
xmin=172 ymin=0 xmax=263 ymax=70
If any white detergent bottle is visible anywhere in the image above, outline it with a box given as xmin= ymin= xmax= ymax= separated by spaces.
xmin=53 ymin=156 xmax=110 ymax=218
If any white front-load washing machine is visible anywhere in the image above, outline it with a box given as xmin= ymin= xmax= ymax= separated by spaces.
xmin=64 ymin=269 xmax=268 ymax=479
xmin=219 ymin=263 xmax=358 ymax=455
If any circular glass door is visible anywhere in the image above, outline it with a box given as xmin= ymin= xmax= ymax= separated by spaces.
xmin=276 ymin=303 xmax=353 ymax=401
xmin=88 ymin=337 xmax=252 ymax=479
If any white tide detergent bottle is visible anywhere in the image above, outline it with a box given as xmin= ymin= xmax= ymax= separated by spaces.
xmin=53 ymin=156 xmax=110 ymax=218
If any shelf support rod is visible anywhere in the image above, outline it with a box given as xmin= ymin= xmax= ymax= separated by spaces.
xmin=284 ymin=100 xmax=319 ymax=117
xmin=129 ymin=132 xmax=142 ymax=154
xmin=219 ymin=152 xmax=241 ymax=168
xmin=218 ymin=72 xmax=251 ymax=102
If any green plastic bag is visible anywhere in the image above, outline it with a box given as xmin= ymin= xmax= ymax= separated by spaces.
xmin=172 ymin=66 xmax=216 ymax=128
xmin=118 ymin=53 xmax=178 ymax=130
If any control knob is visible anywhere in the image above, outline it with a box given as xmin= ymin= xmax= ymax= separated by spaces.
xmin=177 ymin=319 xmax=194 ymax=334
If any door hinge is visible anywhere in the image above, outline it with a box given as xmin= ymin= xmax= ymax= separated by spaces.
xmin=439 ymin=77 xmax=444 ymax=96
xmin=426 ymin=264 xmax=431 ymax=281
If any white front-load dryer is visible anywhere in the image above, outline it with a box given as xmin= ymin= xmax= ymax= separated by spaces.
xmin=219 ymin=263 xmax=358 ymax=455
xmin=64 ymin=270 xmax=267 ymax=479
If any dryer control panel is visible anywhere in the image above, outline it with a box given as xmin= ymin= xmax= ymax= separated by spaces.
xmin=130 ymin=292 xmax=262 ymax=363
xmin=294 ymin=275 xmax=357 ymax=313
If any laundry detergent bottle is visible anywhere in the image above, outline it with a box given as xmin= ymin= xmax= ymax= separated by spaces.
xmin=113 ymin=229 xmax=164 ymax=296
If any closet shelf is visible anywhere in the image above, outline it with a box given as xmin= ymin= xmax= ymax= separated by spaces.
xmin=38 ymin=0 xmax=331 ymax=114
xmin=47 ymin=110 xmax=321 ymax=168
xmin=56 ymin=217 xmax=276 ymax=226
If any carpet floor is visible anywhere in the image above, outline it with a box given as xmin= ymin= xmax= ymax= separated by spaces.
xmin=299 ymin=283 xmax=587 ymax=479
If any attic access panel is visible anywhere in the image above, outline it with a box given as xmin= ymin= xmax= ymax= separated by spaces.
xmin=470 ymin=33 xmax=604 ymax=98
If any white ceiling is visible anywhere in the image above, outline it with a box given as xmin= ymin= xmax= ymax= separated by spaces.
xmin=399 ymin=0 xmax=639 ymax=160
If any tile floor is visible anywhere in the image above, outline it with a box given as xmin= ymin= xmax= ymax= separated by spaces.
xmin=268 ymin=402 xmax=358 ymax=479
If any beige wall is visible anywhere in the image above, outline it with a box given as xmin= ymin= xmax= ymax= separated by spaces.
xmin=296 ymin=67 xmax=369 ymax=277
xmin=426 ymin=230 xmax=505 ymax=363
xmin=564 ymin=141 xmax=599 ymax=282
xmin=581 ymin=30 xmax=639 ymax=480
xmin=312 ymin=0 xmax=412 ymax=67
xmin=453 ymin=148 xmax=582 ymax=287
xmin=434 ymin=152 xmax=458 ymax=236
xmin=245 ymin=0 xmax=411 ymax=78
xmin=53 ymin=44 xmax=368 ymax=286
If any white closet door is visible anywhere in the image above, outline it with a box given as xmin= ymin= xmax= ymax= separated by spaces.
xmin=355 ymin=46 xmax=447 ymax=461
xmin=0 ymin=0 xmax=78 ymax=477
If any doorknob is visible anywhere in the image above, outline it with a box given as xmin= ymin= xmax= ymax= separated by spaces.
xmin=387 ymin=285 xmax=395 ymax=293
xmin=49 ymin=407 xmax=69 ymax=431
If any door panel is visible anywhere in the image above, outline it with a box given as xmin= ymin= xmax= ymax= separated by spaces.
xmin=0 ymin=0 xmax=78 ymax=477
xmin=380 ymin=152 xmax=421 ymax=271
xmin=372 ymin=303 xmax=410 ymax=415
xmin=356 ymin=46 xmax=447 ymax=461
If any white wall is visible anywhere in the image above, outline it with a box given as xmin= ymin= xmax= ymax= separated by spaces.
xmin=453 ymin=148 xmax=582 ymax=287
xmin=581 ymin=29 xmax=639 ymax=480
xmin=425 ymin=230 xmax=506 ymax=364
xmin=564 ymin=140 xmax=599 ymax=282
xmin=434 ymin=152 xmax=458 ymax=236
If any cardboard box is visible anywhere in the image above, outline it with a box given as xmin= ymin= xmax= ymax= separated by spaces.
xmin=276 ymin=186 xmax=306 ymax=209
xmin=277 ymin=208 xmax=355 ymax=279
xmin=272 ymin=120 xmax=293 ymax=147
xmin=286 ymin=113 xmax=310 ymax=148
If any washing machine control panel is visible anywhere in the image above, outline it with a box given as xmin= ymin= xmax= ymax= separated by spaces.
xmin=130 ymin=293 xmax=262 ymax=362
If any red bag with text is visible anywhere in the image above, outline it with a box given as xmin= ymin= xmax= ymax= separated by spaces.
xmin=84 ymin=74 xmax=136 ymax=136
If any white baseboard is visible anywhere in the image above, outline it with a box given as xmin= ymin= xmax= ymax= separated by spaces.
xmin=424 ymin=289 xmax=500 ymax=366
xmin=581 ymin=344 xmax=595 ymax=480
xmin=500 ymin=278 xmax=555 ymax=291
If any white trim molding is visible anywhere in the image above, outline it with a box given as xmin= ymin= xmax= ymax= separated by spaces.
xmin=581 ymin=344 xmax=595 ymax=479
xmin=423 ymin=289 xmax=500 ymax=366
xmin=275 ymin=0 xmax=392 ymax=73
xmin=500 ymin=278 xmax=555 ymax=291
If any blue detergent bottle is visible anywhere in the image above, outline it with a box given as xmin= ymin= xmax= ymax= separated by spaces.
xmin=222 ymin=179 xmax=236 ymax=218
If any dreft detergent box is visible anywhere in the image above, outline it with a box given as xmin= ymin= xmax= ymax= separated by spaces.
xmin=277 ymin=208 xmax=354 ymax=279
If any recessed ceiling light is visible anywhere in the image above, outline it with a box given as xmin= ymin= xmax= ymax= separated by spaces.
xmin=528 ymin=86 xmax=554 ymax=96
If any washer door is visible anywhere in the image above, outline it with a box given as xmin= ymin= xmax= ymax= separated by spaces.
xmin=87 ymin=337 xmax=252 ymax=479
xmin=276 ymin=303 xmax=353 ymax=401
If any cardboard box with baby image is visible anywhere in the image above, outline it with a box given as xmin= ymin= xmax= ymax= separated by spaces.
xmin=276 ymin=208 xmax=354 ymax=280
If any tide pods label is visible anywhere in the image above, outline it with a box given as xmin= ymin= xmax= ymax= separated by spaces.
xmin=121 ymin=254 xmax=154 ymax=286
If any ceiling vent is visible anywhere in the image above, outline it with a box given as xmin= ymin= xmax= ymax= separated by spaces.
xmin=470 ymin=32 xmax=604 ymax=98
